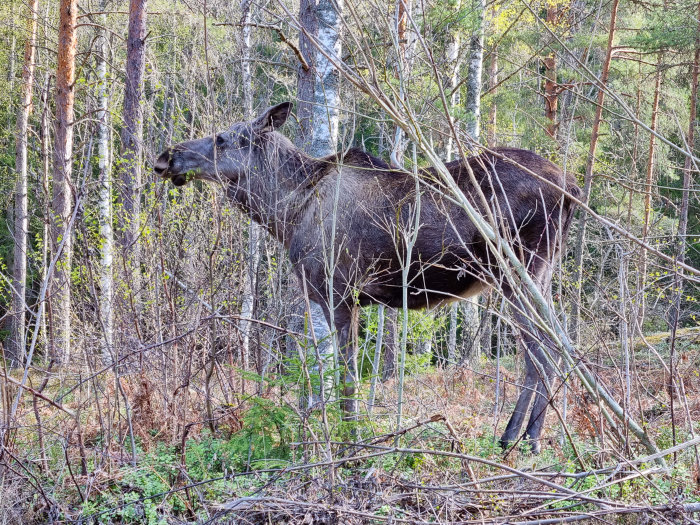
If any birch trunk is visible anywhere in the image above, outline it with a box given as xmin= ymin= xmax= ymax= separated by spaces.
xmin=9 ymin=0 xmax=39 ymax=366
xmin=309 ymin=0 xmax=343 ymax=158
xmin=444 ymin=0 xmax=461 ymax=160
xmin=382 ymin=307 xmax=398 ymax=380
xmin=368 ymin=305 xmax=385 ymax=412
xmin=486 ymin=51 xmax=498 ymax=147
xmin=239 ymin=0 xmax=261 ymax=368
xmin=50 ymin=0 xmax=78 ymax=365
xmin=447 ymin=305 xmax=458 ymax=365
xmin=464 ymin=0 xmax=484 ymax=142
xmin=97 ymin=0 xmax=114 ymax=364
xmin=296 ymin=0 xmax=343 ymax=403
xmin=461 ymin=0 xmax=485 ymax=358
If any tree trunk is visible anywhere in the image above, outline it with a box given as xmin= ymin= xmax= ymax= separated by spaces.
xmin=308 ymin=0 xmax=343 ymax=158
xmin=447 ymin=302 xmax=458 ymax=364
xmin=382 ymin=307 xmax=398 ymax=380
xmin=297 ymin=0 xmax=343 ymax=405
xmin=296 ymin=0 xmax=318 ymax=150
xmin=97 ymin=0 xmax=114 ymax=364
xmin=461 ymin=0 xmax=485 ymax=357
xmin=638 ymin=56 xmax=663 ymax=325
xmin=239 ymin=0 xmax=261 ymax=368
xmin=39 ymin=75 xmax=51 ymax=353
xmin=486 ymin=50 xmax=498 ymax=147
xmin=51 ymin=0 xmax=78 ymax=365
xmin=465 ymin=0 xmax=484 ymax=141
xmin=570 ymin=0 xmax=619 ymax=341
xmin=119 ymin=0 xmax=147 ymax=252
xmin=9 ymin=0 xmax=39 ymax=366
xmin=368 ymin=305 xmax=385 ymax=411
xmin=672 ymin=7 xmax=699 ymax=321
xmin=444 ymin=1 xmax=461 ymax=161
xmin=543 ymin=7 xmax=559 ymax=139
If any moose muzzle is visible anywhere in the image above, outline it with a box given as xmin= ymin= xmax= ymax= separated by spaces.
xmin=154 ymin=150 xmax=187 ymax=186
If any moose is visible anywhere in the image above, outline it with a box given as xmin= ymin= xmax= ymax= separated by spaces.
xmin=155 ymin=102 xmax=581 ymax=452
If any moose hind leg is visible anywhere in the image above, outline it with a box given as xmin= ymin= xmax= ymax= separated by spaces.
xmin=500 ymin=352 xmax=538 ymax=450
xmin=522 ymin=370 xmax=552 ymax=454
xmin=500 ymin=278 xmax=557 ymax=453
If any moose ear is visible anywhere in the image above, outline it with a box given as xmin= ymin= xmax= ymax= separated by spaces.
xmin=252 ymin=102 xmax=293 ymax=132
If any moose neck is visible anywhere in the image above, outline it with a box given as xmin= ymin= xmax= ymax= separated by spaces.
xmin=228 ymin=132 xmax=320 ymax=247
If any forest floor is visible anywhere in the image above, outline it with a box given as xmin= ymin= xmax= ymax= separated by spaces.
xmin=2 ymin=329 xmax=700 ymax=524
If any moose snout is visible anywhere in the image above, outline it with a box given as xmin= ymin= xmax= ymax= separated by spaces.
xmin=154 ymin=150 xmax=171 ymax=176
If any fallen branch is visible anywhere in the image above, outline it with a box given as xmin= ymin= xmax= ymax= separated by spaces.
xmin=2 ymin=374 xmax=76 ymax=418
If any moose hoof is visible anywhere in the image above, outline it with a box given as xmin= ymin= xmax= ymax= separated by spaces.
xmin=499 ymin=435 xmax=541 ymax=455
xmin=526 ymin=438 xmax=541 ymax=455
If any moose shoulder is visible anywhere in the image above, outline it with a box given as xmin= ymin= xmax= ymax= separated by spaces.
xmin=155 ymin=102 xmax=581 ymax=453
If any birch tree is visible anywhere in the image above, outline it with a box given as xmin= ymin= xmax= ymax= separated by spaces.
xmin=50 ymin=0 xmax=78 ymax=364
xmin=297 ymin=0 xmax=344 ymax=405
xmin=9 ymin=0 xmax=38 ymax=366
xmin=96 ymin=0 xmax=114 ymax=364
xmin=460 ymin=0 xmax=486 ymax=360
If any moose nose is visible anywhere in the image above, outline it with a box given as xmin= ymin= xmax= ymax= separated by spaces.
xmin=154 ymin=150 xmax=171 ymax=176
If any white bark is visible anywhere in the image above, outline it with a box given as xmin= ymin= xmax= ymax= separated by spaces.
xmin=368 ymin=305 xmax=385 ymax=412
xmin=9 ymin=0 xmax=38 ymax=366
xmin=445 ymin=1 xmax=461 ymax=161
xmin=460 ymin=0 xmax=486 ymax=358
xmin=309 ymin=0 xmax=343 ymax=158
xmin=97 ymin=1 xmax=114 ymax=365
xmin=445 ymin=7 xmax=462 ymax=364
xmin=239 ymin=0 xmax=261 ymax=367
xmin=298 ymin=0 xmax=344 ymax=399
xmin=447 ymin=305 xmax=458 ymax=364
xmin=464 ymin=0 xmax=485 ymax=140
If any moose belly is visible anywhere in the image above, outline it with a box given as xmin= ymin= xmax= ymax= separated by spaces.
xmin=358 ymin=262 xmax=487 ymax=310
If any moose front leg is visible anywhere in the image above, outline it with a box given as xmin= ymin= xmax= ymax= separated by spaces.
xmin=334 ymin=306 xmax=360 ymax=420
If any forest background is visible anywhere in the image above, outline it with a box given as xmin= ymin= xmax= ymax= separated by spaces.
xmin=0 ymin=0 xmax=699 ymax=522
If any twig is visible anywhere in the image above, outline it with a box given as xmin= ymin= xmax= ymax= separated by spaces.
xmin=214 ymin=21 xmax=310 ymax=71
xmin=2 ymin=374 xmax=76 ymax=418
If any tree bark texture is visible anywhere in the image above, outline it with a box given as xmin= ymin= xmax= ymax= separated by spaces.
xmin=543 ymin=7 xmax=560 ymax=139
xmin=670 ymin=2 xmax=699 ymax=329
xmin=296 ymin=0 xmax=318 ymax=150
xmin=51 ymin=0 xmax=78 ymax=364
xmin=382 ymin=307 xmax=398 ymax=380
xmin=119 ymin=0 xmax=148 ymax=251
xmin=637 ymin=56 xmax=663 ymax=324
xmin=97 ymin=0 xmax=114 ymax=364
xmin=239 ymin=0 xmax=261 ymax=367
xmin=465 ymin=0 xmax=484 ymax=141
xmin=296 ymin=0 xmax=343 ymax=403
xmin=486 ymin=50 xmax=498 ymax=147
xmin=570 ymin=0 xmax=619 ymax=340
xmin=9 ymin=0 xmax=39 ymax=366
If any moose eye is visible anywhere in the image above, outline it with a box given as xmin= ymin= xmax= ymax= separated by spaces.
xmin=215 ymin=134 xmax=227 ymax=147
xmin=238 ymin=134 xmax=249 ymax=148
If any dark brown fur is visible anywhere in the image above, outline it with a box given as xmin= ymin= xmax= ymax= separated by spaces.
xmin=155 ymin=103 xmax=581 ymax=452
